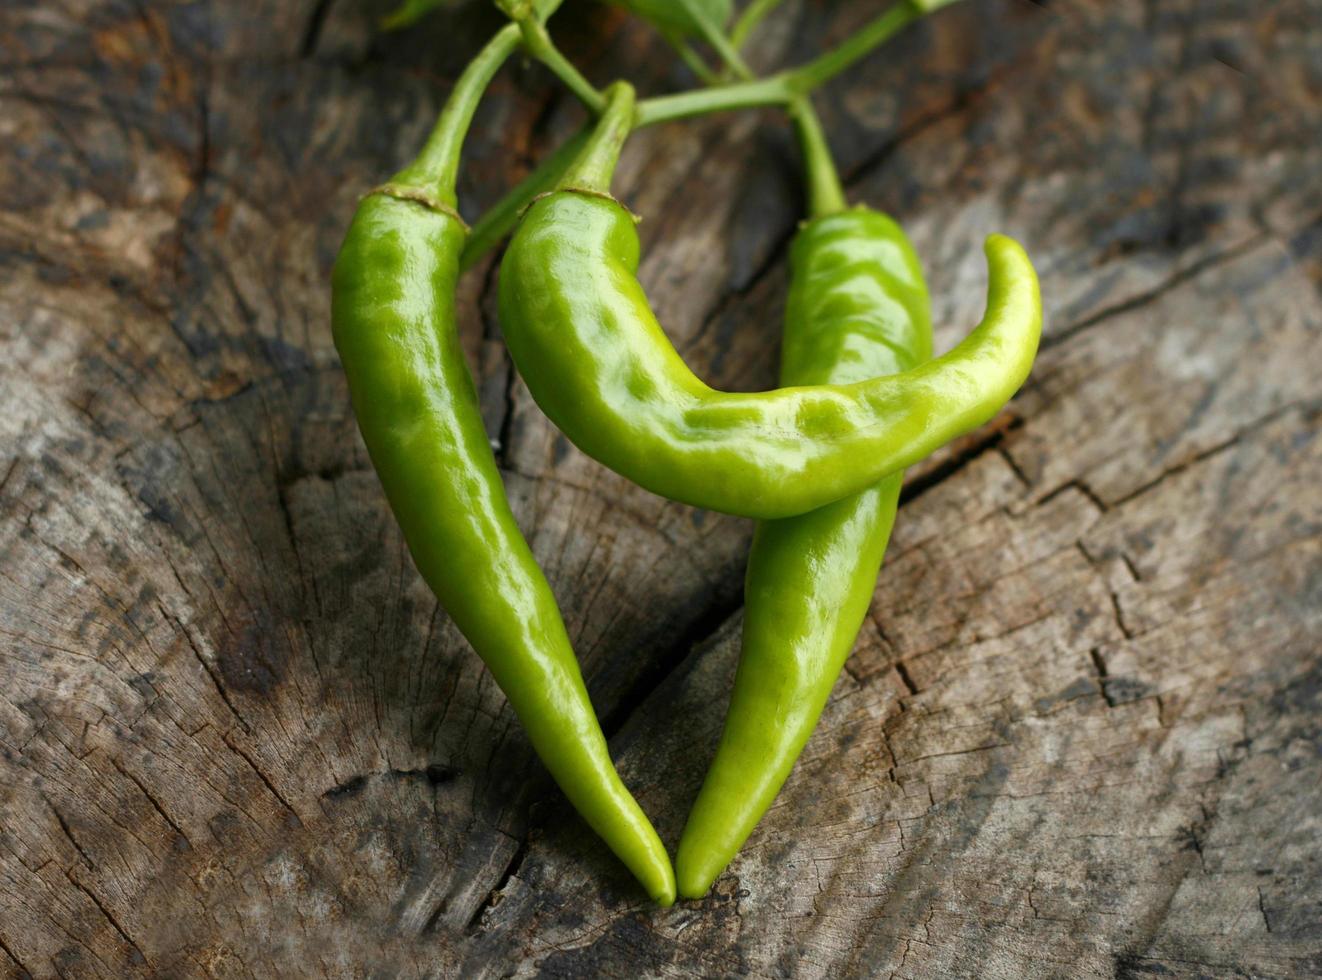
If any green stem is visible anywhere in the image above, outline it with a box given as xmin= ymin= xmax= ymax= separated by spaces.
xmin=389 ymin=23 xmax=524 ymax=205
xmin=559 ymin=82 xmax=637 ymax=193
xmin=788 ymin=96 xmax=846 ymax=218
xmin=636 ymin=0 xmax=952 ymax=126
xmin=785 ymin=1 xmax=923 ymax=93
xmin=387 ymin=0 xmax=572 ymax=204
xmin=664 ymin=30 xmax=721 ymax=85
xmin=456 ymin=0 xmax=963 ymax=262
xmin=459 ymin=128 xmax=589 ymax=270
xmin=730 ymin=0 xmax=787 ymax=49
xmin=634 ymin=74 xmax=790 ymax=126
xmin=676 ymin=0 xmax=753 ymax=79
xmin=515 ymin=17 xmax=606 ymax=113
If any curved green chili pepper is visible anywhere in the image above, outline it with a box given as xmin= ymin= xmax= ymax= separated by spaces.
xmin=676 ymin=101 xmax=932 ymax=897
xmin=331 ymin=23 xmax=675 ymax=906
xmin=498 ymin=82 xmax=1042 ymax=520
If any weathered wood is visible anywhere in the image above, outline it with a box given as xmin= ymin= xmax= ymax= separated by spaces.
xmin=1 ymin=0 xmax=1319 ymax=976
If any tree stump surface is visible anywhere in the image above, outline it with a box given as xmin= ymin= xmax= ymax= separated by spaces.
xmin=1 ymin=0 xmax=1320 ymax=976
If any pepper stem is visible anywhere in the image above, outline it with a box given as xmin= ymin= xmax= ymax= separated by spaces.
xmin=789 ymin=95 xmax=846 ymax=219
xmin=387 ymin=0 xmax=571 ymax=208
xmin=388 ymin=24 xmax=522 ymax=207
xmin=513 ymin=16 xmax=606 ymax=113
xmin=558 ymin=82 xmax=637 ymax=194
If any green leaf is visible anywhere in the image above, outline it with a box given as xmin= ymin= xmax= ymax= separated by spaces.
xmin=610 ymin=0 xmax=733 ymax=37
xmin=380 ymin=0 xmax=462 ymax=31
xmin=909 ymin=0 xmax=966 ymax=13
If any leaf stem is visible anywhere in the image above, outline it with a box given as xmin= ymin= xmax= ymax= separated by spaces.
xmin=634 ymin=74 xmax=791 ymax=126
xmin=515 ymin=17 xmax=606 ymax=113
xmin=676 ymin=0 xmax=754 ymax=80
xmin=785 ymin=1 xmax=923 ymax=93
xmin=730 ymin=0 xmax=787 ymax=50
xmin=636 ymin=0 xmax=948 ymax=126
xmin=664 ymin=30 xmax=722 ymax=85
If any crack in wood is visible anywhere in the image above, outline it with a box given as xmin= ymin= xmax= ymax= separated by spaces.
xmin=321 ymin=765 xmax=460 ymax=801
xmin=48 ymin=801 xmax=95 ymax=870
xmin=109 ymin=756 xmax=193 ymax=851
xmin=1109 ymin=591 xmax=1134 ymax=641
xmin=1043 ymin=234 xmax=1267 ymax=352
xmin=465 ymin=835 xmax=531 ymax=936
xmin=1106 ymin=400 xmax=1308 ymax=510
xmin=299 ymin=0 xmax=337 ymax=59
xmin=1118 ymin=552 xmax=1142 ymax=583
xmin=1037 ymin=477 xmax=1107 ymax=512
xmin=1088 ymin=648 xmax=1118 ymax=708
xmin=0 ymin=457 xmax=21 ymax=498
xmin=683 ymin=217 xmax=800 ymax=358
xmin=899 ymin=416 xmax=1024 ymax=507
xmin=997 ymin=446 xmax=1032 ymax=488
xmin=1117 ymin=735 xmax=1255 ymax=972
xmin=0 ymin=931 xmax=33 ymax=979
xmin=496 ymin=363 xmax=519 ymax=469
xmin=167 ymin=604 xmax=253 ymax=735
xmin=894 ymin=661 xmax=920 ymax=697
xmin=221 ymin=733 xmax=301 ymax=823
xmin=65 ymin=869 xmax=149 ymax=968
xmin=597 ymin=593 xmax=743 ymax=739
xmin=844 ymin=79 xmax=999 ymax=192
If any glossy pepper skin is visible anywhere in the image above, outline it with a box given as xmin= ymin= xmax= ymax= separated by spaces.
xmin=331 ymin=192 xmax=675 ymax=906
xmin=497 ymin=84 xmax=1042 ymax=521
xmin=676 ymin=207 xmax=933 ymax=897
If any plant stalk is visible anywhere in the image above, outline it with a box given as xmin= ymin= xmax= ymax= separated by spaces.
xmin=789 ymin=96 xmax=846 ymax=219
xmin=558 ymin=82 xmax=637 ymax=193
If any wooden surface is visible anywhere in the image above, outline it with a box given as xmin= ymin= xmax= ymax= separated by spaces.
xmin=2 ymin=0 xmax=1320 ymax=976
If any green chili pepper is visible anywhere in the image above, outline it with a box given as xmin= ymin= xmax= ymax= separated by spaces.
xmin=331 ymin=22 xmax=675 ymax=906
xmin=498 ymin=82 xmax=1042 ymax=520
xmin=676 ymin=100 xmax=932 ymax=897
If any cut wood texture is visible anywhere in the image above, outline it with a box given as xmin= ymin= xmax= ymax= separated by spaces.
xmin=1 ymin=0 xmax=1319 ymax=976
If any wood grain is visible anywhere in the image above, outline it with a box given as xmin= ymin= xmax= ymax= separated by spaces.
xmin=1 ymin=0 xmax=1319 ymax=976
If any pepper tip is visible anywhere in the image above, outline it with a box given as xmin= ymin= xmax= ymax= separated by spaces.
xmin=675 ymin=862 xmax=717 ymax=902
xmin=643 ymin=861 xmax=677 ymax=907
